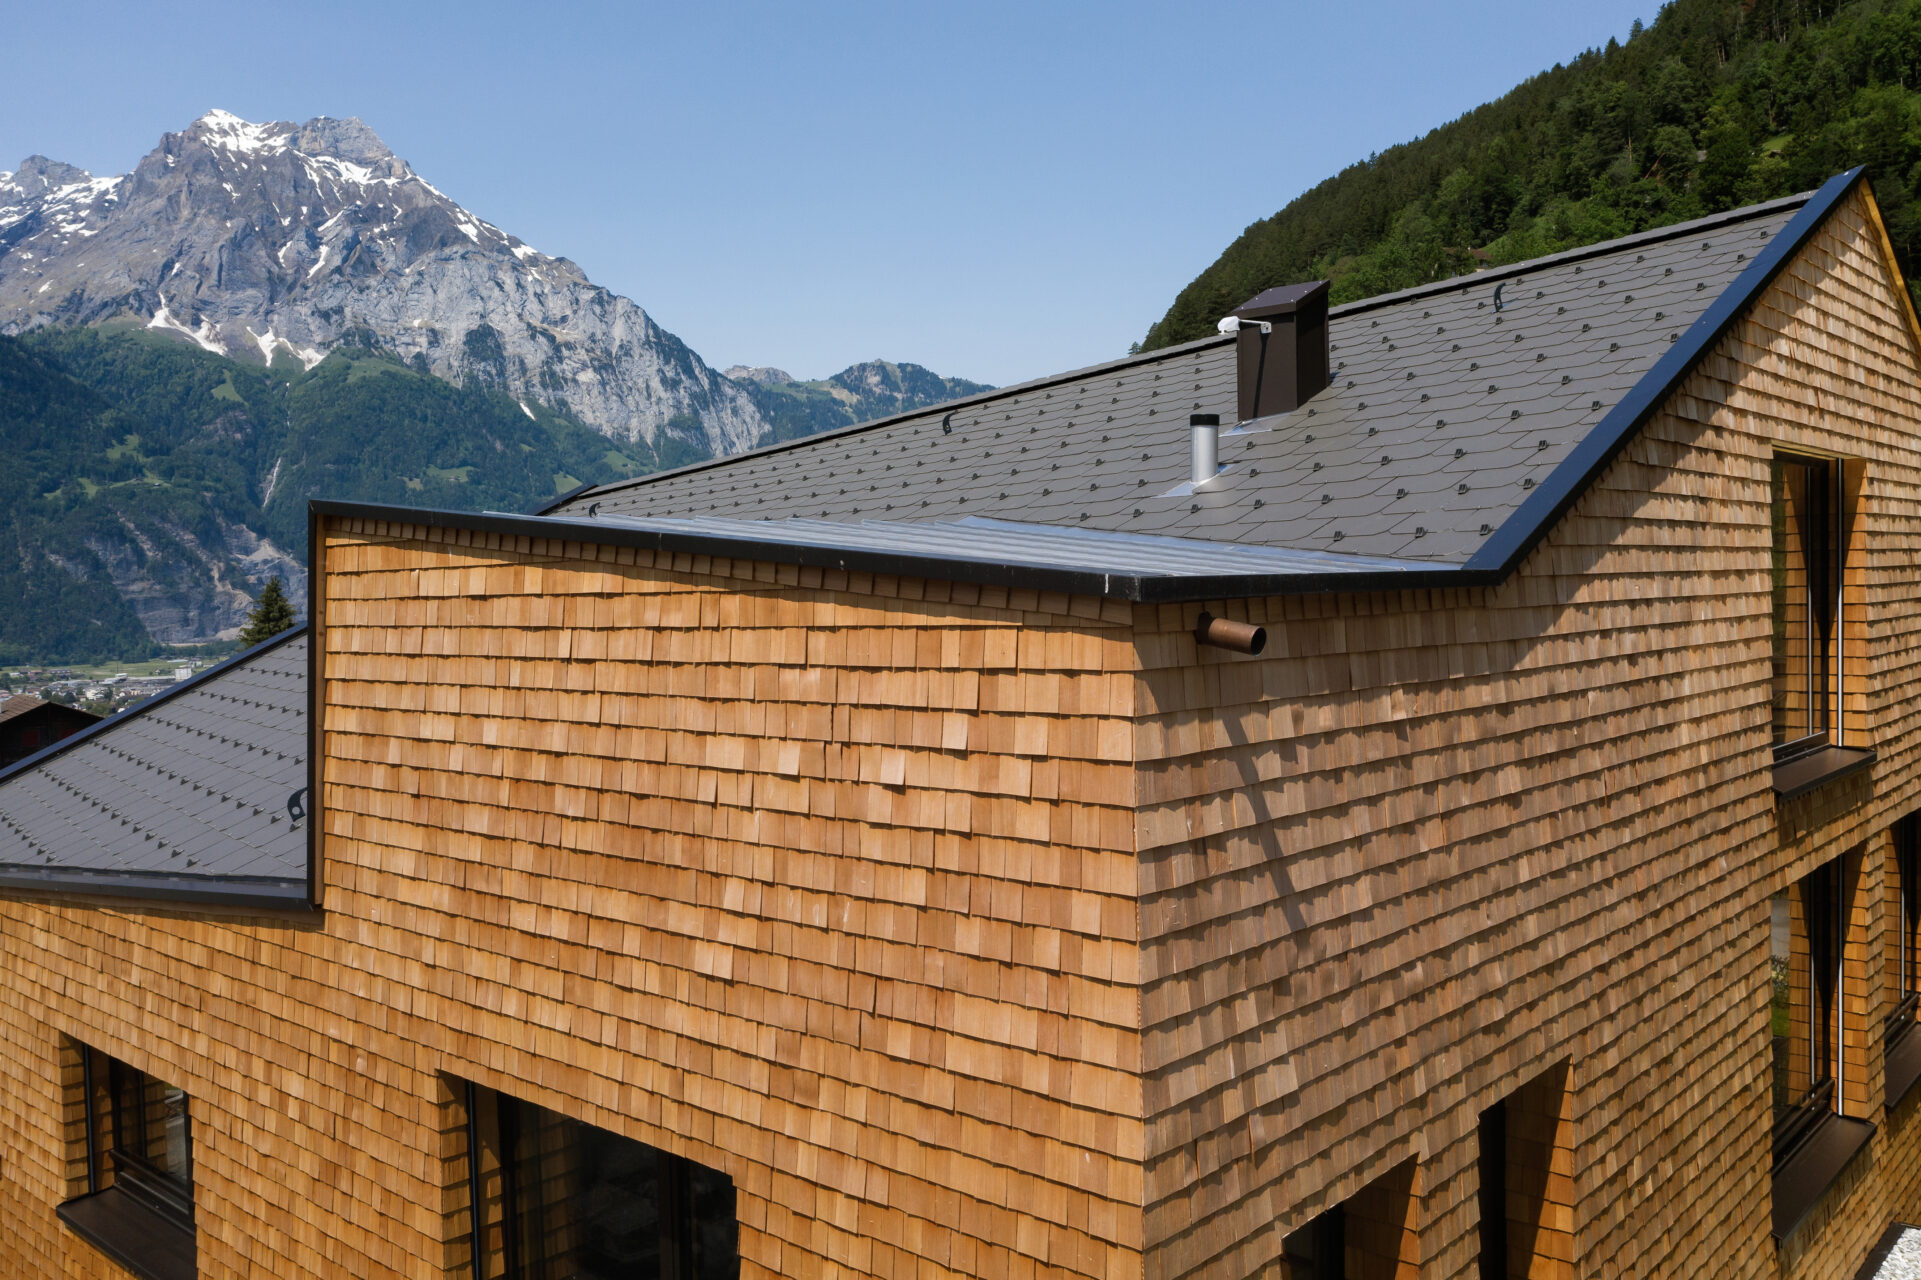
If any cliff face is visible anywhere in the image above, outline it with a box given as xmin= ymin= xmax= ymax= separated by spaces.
xmin=0 ymin=110 xmax=765 ymax=458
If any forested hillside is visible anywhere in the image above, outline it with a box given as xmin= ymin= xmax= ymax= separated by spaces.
xmin=0 ymin=327 xmax=655 ymax=664
xmin=1 ymin=328 xmax=996 ymax=665
xmin=1145 ymin=0 xmax=1921 ymax=348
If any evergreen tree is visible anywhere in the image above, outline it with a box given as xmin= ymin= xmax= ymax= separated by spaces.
xmin=238 ymin=578 xmax=297 ymax=647
xmin=1144 ymin=0 xmax=1921 ymax=350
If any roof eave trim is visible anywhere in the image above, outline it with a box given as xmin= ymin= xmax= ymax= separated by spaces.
xmin=0 ymin=866 xmax=315 ymax=909
xmin=1466 ymin=168 xmax=1867 ymax=581
xmin=0 ymin=624 xmax=310 ymax=787
xmin=314 ymin=499 xmax=1482 ymax=603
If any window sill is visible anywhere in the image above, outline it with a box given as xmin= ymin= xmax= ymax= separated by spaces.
xmin=1888 ymin=1026 xmax=1921 ymax=1115
xmin=58 ymin=1187 xmax=196 ymax=1280
xmin=1772 ymin=1113 xmax=1875 ymax=1241
xmin=1772 ymin=746 xmax=1875 ymax=801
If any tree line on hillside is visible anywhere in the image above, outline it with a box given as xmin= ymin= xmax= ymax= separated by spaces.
xmin=1145 ymin=0 xmax=1921 ymax=348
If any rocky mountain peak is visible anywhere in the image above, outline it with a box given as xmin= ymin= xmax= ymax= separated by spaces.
xmin=4 ymin=155 xmax=99 ymax=194
xmin=0 ymin=110 xmax=764 ymax=456
xmin=724 ymin=365 xmax=796 ymax=386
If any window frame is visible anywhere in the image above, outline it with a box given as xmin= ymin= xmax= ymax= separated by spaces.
xmin=1770 ymin=451 xmax=1846 ymax=764
xmin=112 ymin=1056 xmax=196 ymax=1221
xmin=58 ymin=1046 xmax=197 ymax=1280
xmin=1772 ymin=860 xmax=1848 ymax=1165
xmin=1892 ymin=816 xmax=1920 ymax=1040
xmin=460 ymin=1080 xmax=739 ymax=1280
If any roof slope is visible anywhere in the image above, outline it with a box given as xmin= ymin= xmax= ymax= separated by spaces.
xmin=326 ymin=173 xmax=1866 ymax=601
xmin=549 ymin=193 xmax=1808 ymax=568
xmin=0 ymin=694 xmax=48 ymax=725
xmin=0 ymin=630 xmax=309 ymax=906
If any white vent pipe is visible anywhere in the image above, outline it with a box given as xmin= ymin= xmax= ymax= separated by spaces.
xmin=1191 ymin=413 xmax=1221 ymax=488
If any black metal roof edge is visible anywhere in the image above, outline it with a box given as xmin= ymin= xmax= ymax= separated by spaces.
xmin=1329 ymin=190 xmax=1817 ymax=320
xmin=314 ymin=497 xmax=1493 ymax=603
xmin=1466 ymin=168 xmax=1866 ymax=580
xmin=305 ymin=504 xmax=322 ymax=911
xmin=531 ymin=479 xmax=599 ymax=516
xmin=0 ymin=864 xmax=313 ymax=909
xmin=0 ymin=624 xmax=311 ymax=788
xmin=1130 ymin=564 xmax=1498 ymax=604
xmin=556 ymin=334 xmax=1232 ymax=507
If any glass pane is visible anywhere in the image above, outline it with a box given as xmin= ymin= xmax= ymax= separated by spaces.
xmin=1904 ymin=823 xmax=1920 ymax=1004
xmin=484 ymin=1091 xmax=738 ymax=1280
xmin=687 ymin=1160 xmax=739 ymax=1280
xmin=1771 ymin=892 xmax=1792 ymax=1130
xmin=159 ymin=1085 xmax=192 ymax=1190
xmin=1805 ymin=862 xmax=1839 ymax=1092
xmin=1771 ymin=457 xmax=1832 ymax=749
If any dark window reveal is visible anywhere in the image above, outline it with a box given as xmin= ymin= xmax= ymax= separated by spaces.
xmin=1894 ymin=817 xmax=1920 ymax=1034
xmin=1772 ymin=860 xmax=1847 ymax=1162
xmin=1771 ymin=453 xmax=1843 ymax=761
xmin=1280 ymin=1202 xmax=1343 ymax=1280
xmin=463 ymin=1082 xmax=738 ymax=1280
xmin=57 ymin=1047 xmax=197 ymax=1280
xmin=1887 ymin=816 xmax=1921 ymax=1111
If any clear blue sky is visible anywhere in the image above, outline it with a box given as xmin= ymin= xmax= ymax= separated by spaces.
xmin=3 ymin=2 xmax=1661 ymax=387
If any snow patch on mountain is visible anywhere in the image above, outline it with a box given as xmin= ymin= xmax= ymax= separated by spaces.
xmin=0 ymin=111 xmax=766 ymax=456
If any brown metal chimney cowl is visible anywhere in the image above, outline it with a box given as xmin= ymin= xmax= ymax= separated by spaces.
xmin=1225 ymin=279 xmax=1331 ymax=422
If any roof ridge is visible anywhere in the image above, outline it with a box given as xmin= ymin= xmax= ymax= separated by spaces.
xmin=0 ymin=625 xmax=308 ymax=787
xmin=1331 ymin=190 xmax=1815 ymax=318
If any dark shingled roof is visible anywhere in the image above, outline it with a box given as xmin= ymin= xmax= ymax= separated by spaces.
xmin=0 ymin=693 xmax=50 ymax=724
xmin=543 ymin=191 xmax=1814 ymax=567
xmin=325 ymin=172 xmax=1864 ymax=602
xmin=0 ymin=630 xmax=310 ymax=906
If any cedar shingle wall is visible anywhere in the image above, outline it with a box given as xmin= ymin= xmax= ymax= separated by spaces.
xmin=1133 ymin=187 xmax=1921 ymax=1280
xmin=0 ymin=559 xmax=1149 ymax=1279
xmin=0 ymin=899 xmax=458 ymax=1277
xmin=4 ymin=190 xmax=1921 ymax=1280
xmin=311 ymin=544 xmax=1149 ymax=1279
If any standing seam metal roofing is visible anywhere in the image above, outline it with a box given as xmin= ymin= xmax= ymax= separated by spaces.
xmin=0 ymin=628 xmax=310 ymax=906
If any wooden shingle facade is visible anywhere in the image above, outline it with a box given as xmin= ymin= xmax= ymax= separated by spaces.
xmin=3 ymin=174 xmax=1921 ymax=1279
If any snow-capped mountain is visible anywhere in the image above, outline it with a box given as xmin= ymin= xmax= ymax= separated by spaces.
xmin=0 ymin=110 xmax=763 ymax=455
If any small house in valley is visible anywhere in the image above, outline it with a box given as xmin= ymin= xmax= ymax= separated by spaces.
xmin=2 ymin=169 xmax=1920 ymax=1279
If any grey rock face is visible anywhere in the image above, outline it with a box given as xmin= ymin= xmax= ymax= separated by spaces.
xmin=0 ymin=110 xmax=766 ymax=455
xmin=723 ymin=365 xmax=797 ymax=387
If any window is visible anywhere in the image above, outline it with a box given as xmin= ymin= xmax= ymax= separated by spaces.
xmin=1887 ymin=816 xmax=1921 ymax=1110
xmin=1770 ymin=453 xmax=1843 ymax=761
xmin=1282 ymin=1202 xmax=1344 ymax=1280
xmin=1771 ymin=862 xmax=1846 ymax=1161
xmin=1892 ymin=816 xmax=1920 ymax=1036
xmin=56 ymin=1046 xmax=197 ymax=1280
xmin=1768 ymin=852 xmax=1876 ymax=1239
xmin=461 ymin=1082 xmax=738 ymax=1280
xmin=1478 ymin=1062 xmax=1573 ymax=1280
xmin=1280 ymin=1157 xmax=1418 ymax=1280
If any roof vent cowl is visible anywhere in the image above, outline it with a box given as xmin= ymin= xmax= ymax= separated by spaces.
xmin=1190 ymin=413 xmax=1220 ymax=488
xmin=1220 ymin=279 xmax=1331 ymax=422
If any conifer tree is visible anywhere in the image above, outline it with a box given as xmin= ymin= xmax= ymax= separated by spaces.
xmin=239 ymin=578 xmax=297 ymax=647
